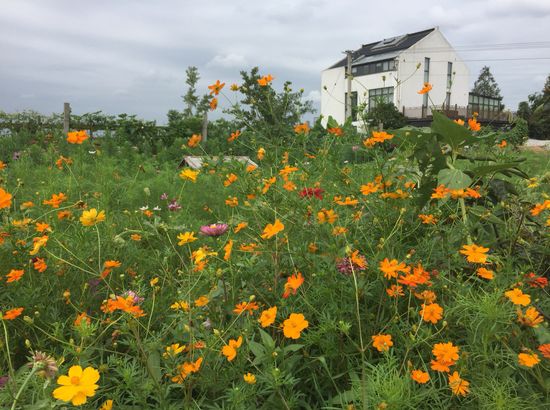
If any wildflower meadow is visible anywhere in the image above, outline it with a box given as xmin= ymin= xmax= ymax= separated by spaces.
xmin=0 ymin=72 xmax=549 ymax=409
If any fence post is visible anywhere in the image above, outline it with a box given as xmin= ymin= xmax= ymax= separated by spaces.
xmin=63 ymin=102 xmax=71 ymax=134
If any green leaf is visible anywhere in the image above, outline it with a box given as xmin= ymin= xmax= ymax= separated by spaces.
xmin=431 ymin=111 xmax=475 ymax=151
xmin=437 ymin=168 xmax=472 ymax=190
xmin=248 ymin=340 xmax=265 ymax=359
xmin=326 ymin=115 xmax=340 ymax=129
xmin=146 ymin=350 xmax=162 ymax=383
xmin=283 ymin=344 xmax=304 ymax=353
xmin=471 ymin=162 xmax=528 ymax=179
xmin=259 ymin=328 xmax=276 ymax=350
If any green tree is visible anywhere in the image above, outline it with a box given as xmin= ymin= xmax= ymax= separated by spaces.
xmin=225 ymin=67 xmax=314 ymax=143
xmin=527 ymin=74 xmax=550 ymax=140
xmin=472 ymin=66 xmax=502 ymax=98
xmin=362 ymin=101 xmax=406 ymax=130
xmin=182 ymin=66 xmax=200 ymax=117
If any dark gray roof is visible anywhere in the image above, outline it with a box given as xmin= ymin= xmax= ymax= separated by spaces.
xmin=329 ymin=28 xmax=435 ymax=69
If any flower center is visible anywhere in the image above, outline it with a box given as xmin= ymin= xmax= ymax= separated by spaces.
xmin=71 ymin=376 xmax=80 ymax=385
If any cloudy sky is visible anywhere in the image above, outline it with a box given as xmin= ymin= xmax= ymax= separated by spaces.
xmin=1 ymin=0 xmax=549 ymax=123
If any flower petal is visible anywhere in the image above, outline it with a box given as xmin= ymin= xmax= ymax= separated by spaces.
xmin=53 ymin=385 xmax=76 ymax=402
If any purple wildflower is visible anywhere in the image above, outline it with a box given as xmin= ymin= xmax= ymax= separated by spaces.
xmin=336 ymin=256 xmax=367 ymax=276
xmin=168 ymin=199 xmax=182 ymax=211
xmin=122 ymin=290 xmax=144 ymax=305
xmin=160 ymin=193 xmax=168 ymax=200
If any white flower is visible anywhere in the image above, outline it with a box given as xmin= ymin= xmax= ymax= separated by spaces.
xmin=139 ymin=205 xmax=149 ymax=211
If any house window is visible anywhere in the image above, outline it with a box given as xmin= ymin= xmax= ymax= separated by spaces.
xmin=368 ymin=87 xmax=394 ymax=110
xmin=351 ymin=59 xmax=396 ymax=76
xmin=468 ymin=93 xmax=501 ymax=113
xmin=423 ymin=57 xmax=430 ymax=107
xmin=446 ymin=62 xmax=452 ymax=108
xmin=345 ymin=91 xmax=358 ymax=120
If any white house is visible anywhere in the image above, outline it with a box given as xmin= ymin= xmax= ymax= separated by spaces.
xmin=321 ymin=27 xmax=470 ymax=125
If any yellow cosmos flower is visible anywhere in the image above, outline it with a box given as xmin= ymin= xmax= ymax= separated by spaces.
xmin=243 ymin=373 xmax=256 ymax=384
xmin=79 ymin=209 xmax=105 ymax=227
xmin=52 ymin=365 xmax=100 ymax=406
xmin=179 ymin=168 xmax=199 ymax=182
xmin=177 ymin=232 xmax=197 ymax=246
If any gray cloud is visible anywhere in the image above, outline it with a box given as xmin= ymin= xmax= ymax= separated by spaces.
xmin=1 ymin=0 xmax=549 ymax=122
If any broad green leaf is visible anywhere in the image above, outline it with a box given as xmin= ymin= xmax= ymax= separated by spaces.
xmin=248 ymin=340 xmax=265 ymax=359
xmin=259 ymin=328 xmax=276 ymax=350
xmin=146 ymin=350 xmax=162 ymax=383
xmin=431 ymin=111 xmax=475 ymax=151
xmin=471 ymin=162 xmax=528 ymax=179
xmin=437 ymin=168 xmax=472 ymax=190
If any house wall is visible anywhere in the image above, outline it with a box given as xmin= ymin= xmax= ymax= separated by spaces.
xmin=397 ymin=29 xmax=470 ymax=115
xmin=320 ymin=28 xmax=470 ymax=125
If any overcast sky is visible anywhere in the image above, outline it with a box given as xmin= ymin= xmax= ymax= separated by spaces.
xmin=1 ymin=0 xmax=549 ymax=123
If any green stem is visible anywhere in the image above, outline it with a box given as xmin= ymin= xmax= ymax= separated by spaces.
xmin=11 ymin=366 xmax=38 ymax=410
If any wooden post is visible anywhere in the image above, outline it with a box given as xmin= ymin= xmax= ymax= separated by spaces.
xmin=201 ymin=111 xmax=208 ymax=143
xmin=63 ymin=102 xmax=71 ymax=134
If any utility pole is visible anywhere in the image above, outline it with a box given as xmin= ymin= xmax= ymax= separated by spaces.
xmin=344 ymin=50 xmax=353 ymax=120
xmin=63 ymin=102 xmax=71 ymax=134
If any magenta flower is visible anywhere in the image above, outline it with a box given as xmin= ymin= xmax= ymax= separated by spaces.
xmin=160 ymin=193 xmax=168 ymax=200
xmin=200 ymin=223 xmax=229 ymax=237
xmin=336 ymin=256 xmax=367 ymax=276
xmin=168 ymin=199 xmax=182 ymax=211
xmin=122 ymin=290 xmax=144 ymax=305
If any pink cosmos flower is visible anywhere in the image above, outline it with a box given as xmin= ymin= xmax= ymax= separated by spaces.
xmin=200 ymin=223 xmax=229 ymax=237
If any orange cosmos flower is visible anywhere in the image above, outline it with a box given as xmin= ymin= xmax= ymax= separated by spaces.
xmin=282 ymin=272 xmax=304 ymax=298
xmin=223 ymin=240 xmax=233 ymax=261
xmin=476 ymin=267 xmax=494 ymax=280
xmin=411 ymin=370 xmax=430 ymax=384
xmin=257 ymin=147 xmax=266 ymax=160
xmin=530 ymin=200 xmax=550 ymax=216
xmin=454 ymin=118 xmax=465 ymax=126
xmin=420 ymin=303 xmax=443 ymax=324
xmin=372 ymin=334 xmax=393 ymax=352
xmin=187 ymin=134 xmax=202 ymax=147
xmin=379 ymin=258 xmax=409 ymax=279
xmin=35 ymin=222 xmax=51 ymax=233
xmin=43 ymin=192 xmax=68 ymax=208
xmin=33 ymin=258 xmax=47 ymax=272
xmin=2 ymin=307 xmax=24 ymax=320
xmin=234 ymin=222 xmax=248 ymax=233
xmin=210 ymin=97 xmax=218 ymax=111
xmin=317 ymin=209 xmax=338 ymax=224
xmin=417 ymin=82 xmax=432 ymax=94
xmin=194 ymin=296 xmax=209 ymax=307
xmin=431 ymin=185 xmax=450 ymax=199
xmin=538 ymin=344 xmax=550 ymax=359
xmin=414 ymin=290 xmax=437 ymax=304
xmin=504 ymin=288 xmax=531 ymax=306
xmin=0 ymin=188 xmax=12 ymax=209
xmin=228 ymin=130 xmax=241 ymax=142
xmin=418 ymin=214 xmax=437 ymax=225
xmin=221 ymin=336 xmax=243 ymax=361
xmin=259 ymin=306 xmax=277 ymax=328
xmin=29 ymin=235 xmax=49 ymax=256
xmin=294 ymin=122 xmax=310 ymax=134
xmin=233 ymin=301 xmax=259 ymax=315
xmin=327 ymin=127 xmax=343 ymax=136
xmin=360 ymin=182 xmax=380 ymax=196
xmin=6 ymin=269 xmax=24 ymax=283
xmin=459 ymin=244 xmax=489 ymax=264
xmin=57 ymin=210 xmax=72 ymax=220
xmin=225 ymin=196 xmax=239 ymax=207
xmin=243 ymin=373 xmax=256 ymax=384
xmin=448 ymin=371 xmax=469 ymax=396
xmin=282 ymin=313 xmax=309 ymax=339
xmin=208 ymin=80 xmax=225 ymax=95
xmin=20 ymin=201 xmax=34 ymax=210
xmin=386 ymin=285 xmax=405 ymax=298
xmin=257 ymin=74 xmax=274 ymax=86
xmin=171 ymin=357 xmax=203 ymax=383
xmin=432 ymin=342 xmax=459 ymax=361
xmin=66 ymin=130 xmax=89 ymax=144
xmin=0 ymin=161 xmax=6 ymax=170
xmin=74 ymin=312 xmax=91 ymax=327
xmin=518 ymin=352 xmax=540 ymax=367
xmin=223 ymin=173 xmax=238 ymax=187
xmin=517 ymin=307 xmax=544 ymax=328
xmin=101 ymin=296 xmax=145 ymax=318
xmin=261 ymin=219 xmax=284 ymax=239
xmin=468 ymin=118 xmax=481 ymax=131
